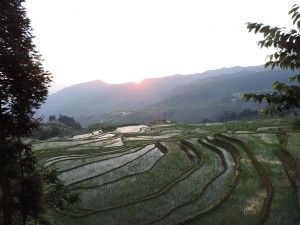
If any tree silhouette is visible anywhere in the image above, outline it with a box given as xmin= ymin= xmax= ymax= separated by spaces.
xmin=0 ymin=0 xmax=52 ymax=223
xmin=48 ymin=115 xmax=56 ymax=121
xmin=1 ymin=1 xmax=78 ymax=225
xmin=243 ymin=4 xmax=300 ymax=113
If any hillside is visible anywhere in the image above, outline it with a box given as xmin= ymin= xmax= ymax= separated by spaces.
xmin=37 ymin=65 xmax=297 ymax=126
xmin=76 ymin=68 xmax=295 ymax=126
xmin=32 ymin=116 xmax=300 ymax=225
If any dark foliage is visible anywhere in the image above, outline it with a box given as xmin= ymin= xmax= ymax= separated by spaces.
xmin=48 ymin=115 xmax=56 ymax=121
xmin=293 ymin=118 xmax=300 ymax=129
xmin=33 ymin=126 xmax=62 ymax=140
xmin=0 ymin=1 xmax=79 ymax=225
xmin=218 ymin=109 xmax=259 ymax=122
xmin=57 ymin=114 xmax=82 ymax=130
xmin=243 ymin=4 xmax=300 ymax=113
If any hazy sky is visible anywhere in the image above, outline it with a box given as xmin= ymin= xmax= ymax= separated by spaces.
xmin=25 ymin=0 xmax=295 ymax=92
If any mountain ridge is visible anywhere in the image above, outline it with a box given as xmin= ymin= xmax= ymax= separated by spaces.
xmin=37 ymin=65 xmax=294 ymax=126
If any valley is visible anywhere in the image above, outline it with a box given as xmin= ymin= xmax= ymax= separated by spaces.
xmin=37 ymin=66 xmax=298 ymax=126
xmin=32 ymin=117 xmax=300 ymax=225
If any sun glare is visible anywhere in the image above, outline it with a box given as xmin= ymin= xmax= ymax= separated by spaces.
xmin=135 ymin=80 xmax=141 ymax=84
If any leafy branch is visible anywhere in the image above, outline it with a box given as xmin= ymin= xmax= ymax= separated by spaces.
xmin=243 ymin=4 xmax=300 ymax=113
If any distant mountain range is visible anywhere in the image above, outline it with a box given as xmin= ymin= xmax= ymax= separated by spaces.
xmin=37 ymin=65 xmax=296 ymax=126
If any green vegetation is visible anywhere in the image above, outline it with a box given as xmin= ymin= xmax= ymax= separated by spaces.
xmin=218 ymin=108 xmax=260 ymax=122
xmin=244 ymin=4 xmax=300 ymax=114
xmin=2 ymin=1 xmax=299 ymax=225
xmin=0 ymin=2 xmax=79 ymax=225
xmin=32 ymin=115 xmax=83 ymax=141
xmin=27 ymin=115 xmax=300 ymax=225
xmin=0 ymin=1 xmax=53 ymax=224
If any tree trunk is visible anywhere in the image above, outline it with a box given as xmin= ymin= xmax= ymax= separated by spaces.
xmin=18 ymin=136 xmax=27 ymax=225
xmin=0 ymin=178 xmax=12 ymax=225
xmin=22 ymin=212 xmax=27 ymax=225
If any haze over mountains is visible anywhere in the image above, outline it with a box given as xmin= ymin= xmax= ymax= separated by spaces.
xmin=37 ymin=65 xmax=295 ymax=126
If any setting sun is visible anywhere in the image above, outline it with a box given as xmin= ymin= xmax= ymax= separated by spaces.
xmin=135 ymin=80 xmax=141 ymax=84
xmin=25 ymin=0 xmax=294 ymax=91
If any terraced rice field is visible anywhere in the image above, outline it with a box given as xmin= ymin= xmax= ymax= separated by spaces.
xmin=32 ymin=121 xmax=300 ymax=225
